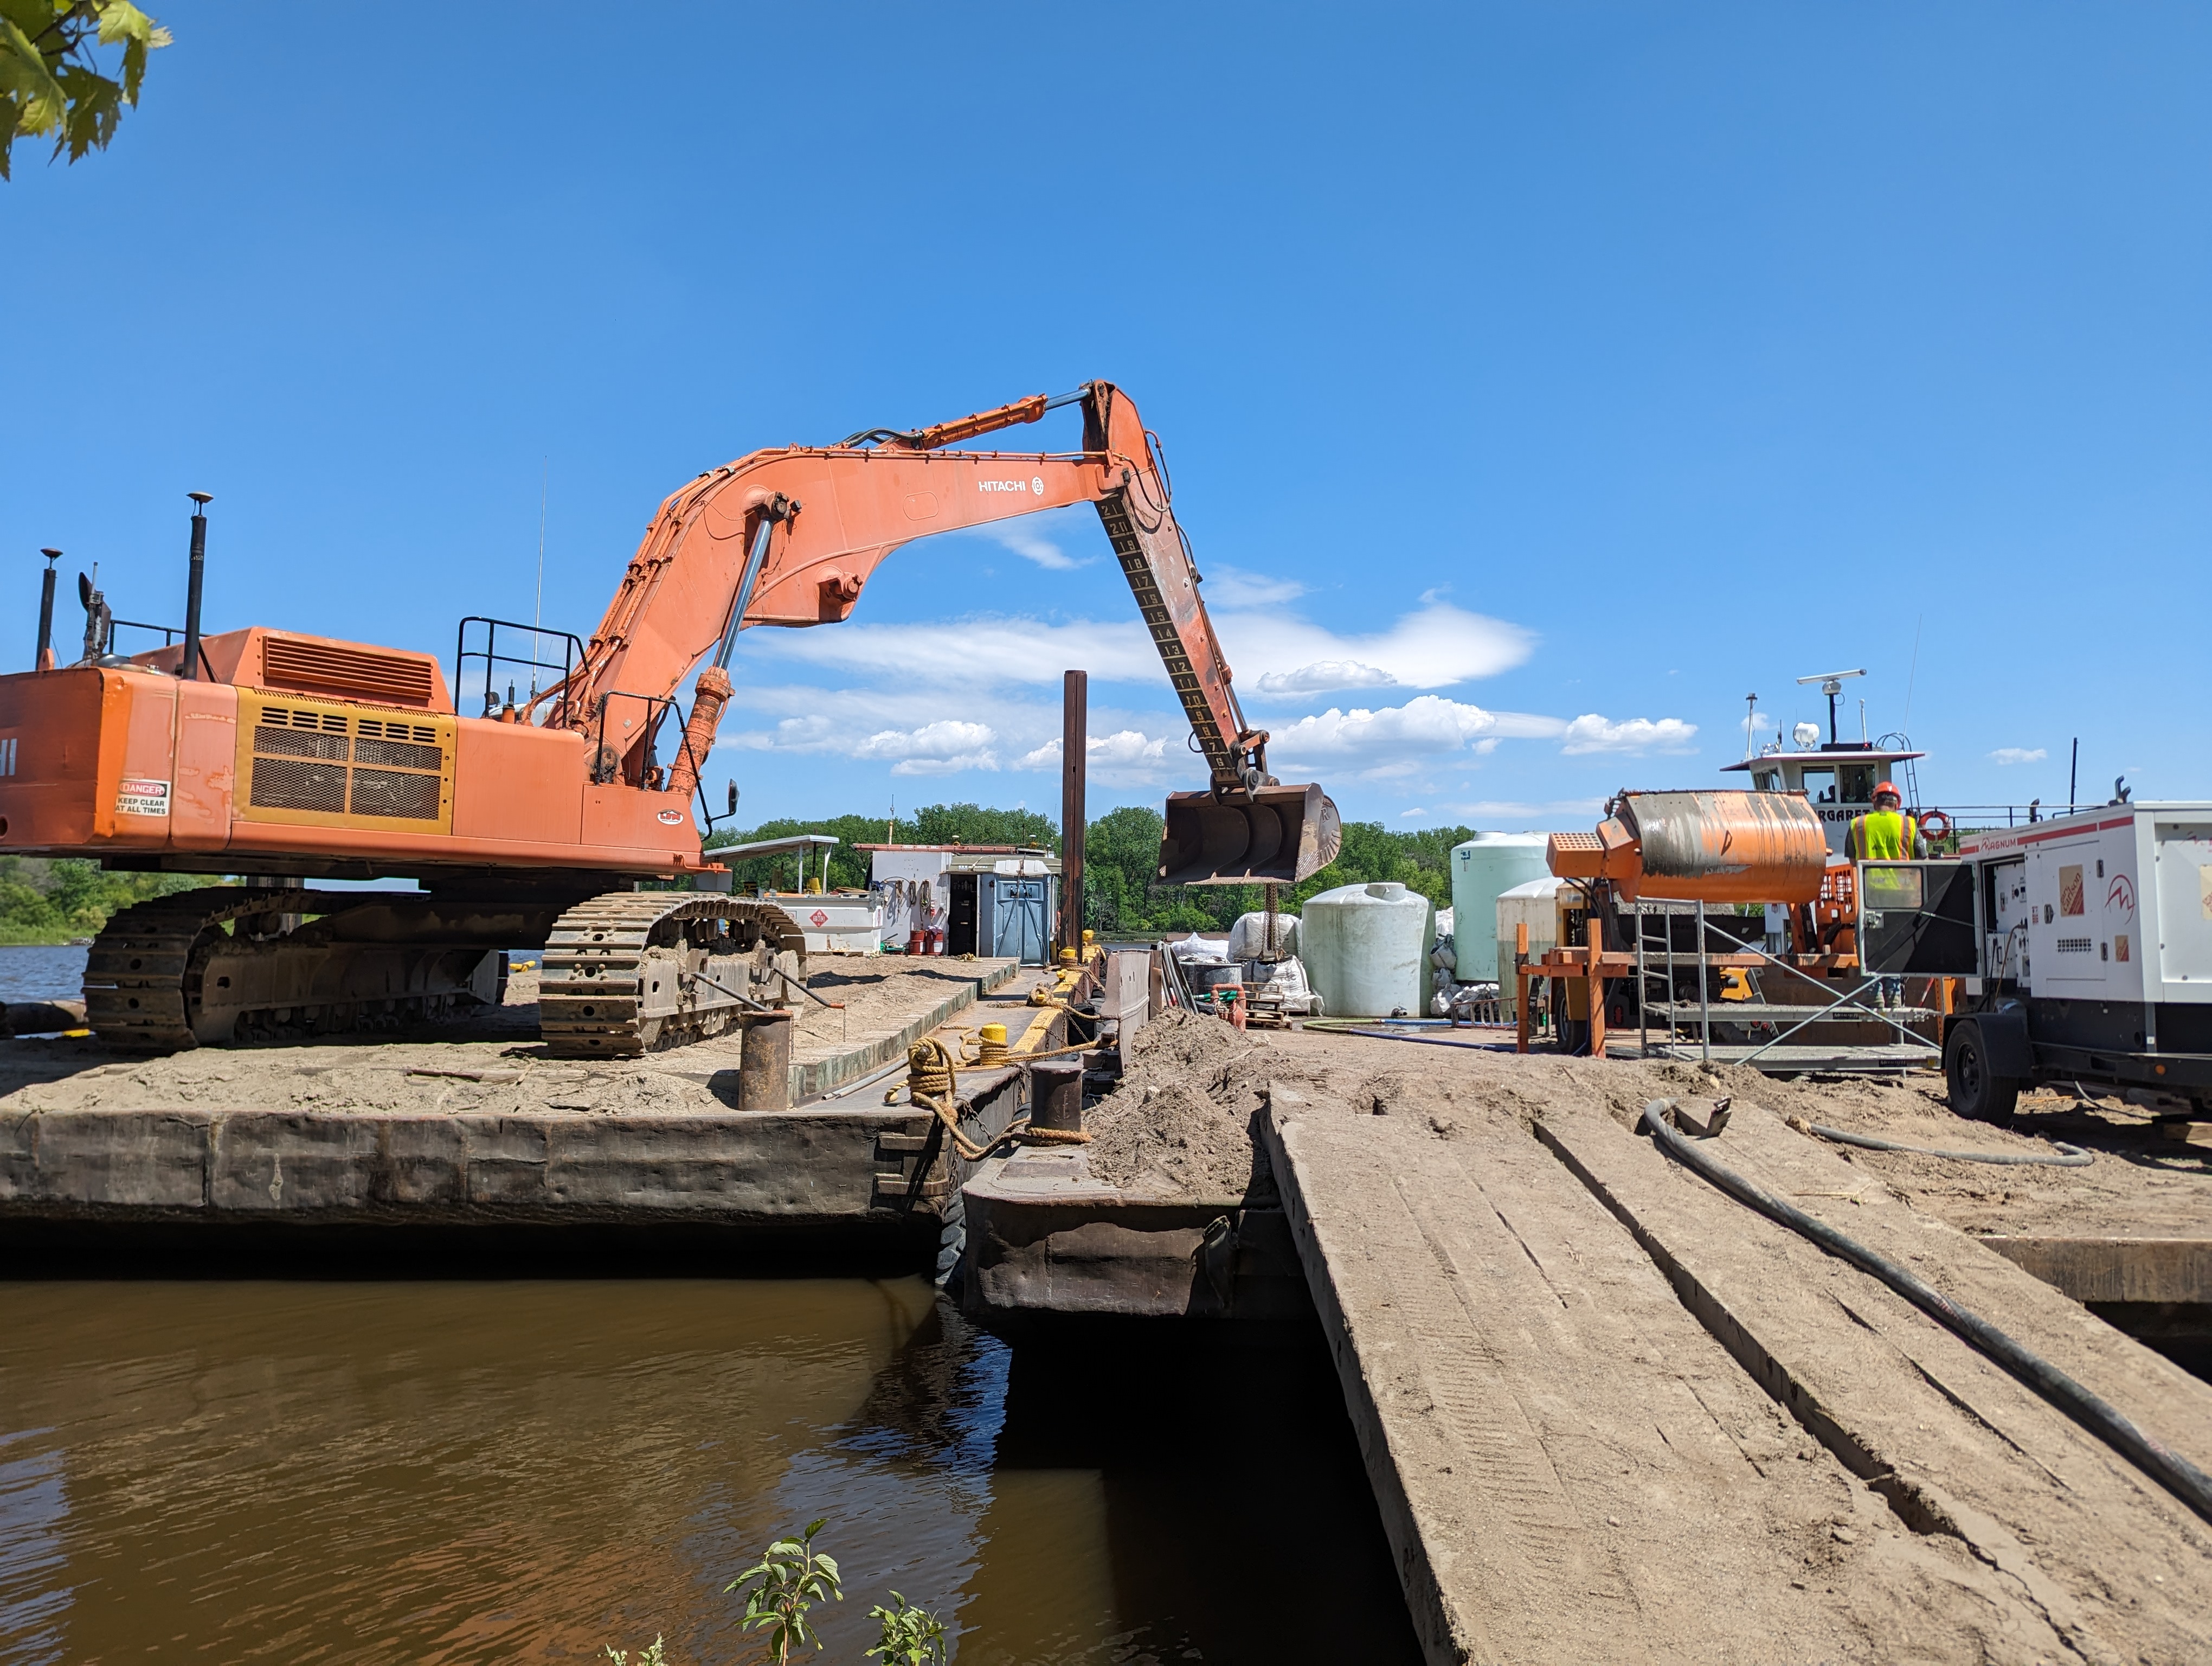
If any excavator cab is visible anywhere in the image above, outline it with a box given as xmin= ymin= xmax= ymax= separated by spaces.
xmin=1158 ymin=782 xmax=1342 ymax=888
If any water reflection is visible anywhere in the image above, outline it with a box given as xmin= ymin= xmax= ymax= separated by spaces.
xmin=0 ymin=1279 xmax=1416 ymax=1663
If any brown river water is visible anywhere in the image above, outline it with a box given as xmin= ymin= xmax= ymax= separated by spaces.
xmin=0 ymin=1274 xmax=1418 ymax=1664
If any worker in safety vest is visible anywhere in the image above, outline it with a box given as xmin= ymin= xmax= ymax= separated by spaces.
xmin=1848 ymin=782 xmax=1925 ymax=861
xmin=1852 ymin=781 xmax=1925 ymax=1009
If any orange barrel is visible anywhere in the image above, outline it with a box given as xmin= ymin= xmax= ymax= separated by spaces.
xmin=1617 ymin=791 xmax=1827 ymax=905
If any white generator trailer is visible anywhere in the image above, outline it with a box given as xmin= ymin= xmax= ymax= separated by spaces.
xmin=1855 ymin=802 xmax=2212 ymax=1121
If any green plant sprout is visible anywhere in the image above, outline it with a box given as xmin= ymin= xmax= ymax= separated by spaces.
xmin=865 ymin=1591 xmax=950 ymax=1665
xmin=726 ymin=1518 xmax=843 ymax=1664
xmin=602 ymin=1639 xmax=667 ymax=1666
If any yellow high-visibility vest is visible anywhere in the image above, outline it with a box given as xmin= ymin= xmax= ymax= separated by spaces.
xmin=1854 ymin=809 xmax=1917 ymax=860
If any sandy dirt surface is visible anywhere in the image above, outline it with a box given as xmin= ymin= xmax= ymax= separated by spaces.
xmin=0 ymin=956 xmax=1024 ymax=1118
xmin=1082 ymin=1016 xmax=2212 ymax=1245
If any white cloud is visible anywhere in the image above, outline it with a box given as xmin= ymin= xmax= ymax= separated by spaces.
xmin=1203 ymin=565 xmax=1307 ymax=607
xmin=853 ymin=720 xmax=999 ymax=776
xmin=1252 ymin=659 xmax=1398 ymax=696
xmin=1269 ymin=696 xmax=1502 ymax=759
xmin=750 ymin=614 xmax=1162 ymax=687
xmin=721 ymin=708 xmax=1000 ymax=775
xmin=747 ymin=599 xmax=1532 ymax=699
xmin=1399 ymin=808 xmax=1427 ymax=818
xmin=978 ymin=522 xmax=1090 ymax=572
xmin=1263 ymin=695 xmax=1546 ymax=778
xmin=1231 ymin=603 xmax=1534 ymax=696
xmin=1559 ymin=714 xmax=1698 ymax=755
xmin=1989 ymin=747 xmax=2047 ymax=766
xmin=1015 ymin=729 xmax=1172 ymax=771
xmin=1256 ymin=695 xmax=1604 ymax=778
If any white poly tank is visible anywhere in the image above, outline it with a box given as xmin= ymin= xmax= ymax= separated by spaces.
xmin=1494 ymin=876 xmax=1564 ymax=1020
xmin=1450 ymin=834 xmax=1552 ymax=982
xmin=1300 ymin=881 xmax=1434 ymax=1017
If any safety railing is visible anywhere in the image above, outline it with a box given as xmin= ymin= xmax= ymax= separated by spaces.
xmin=1631 ymin=901 xmax=1937 ymax=1066
xmin=106 ymin=616 xmax=216 ymax=677
xmin=453 ymin=617 xmax=587 ymax=727
xmin=590 ymin=688 xmax=730 ymax=836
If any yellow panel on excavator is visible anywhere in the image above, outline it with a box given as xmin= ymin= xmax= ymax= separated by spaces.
xmin=232 ymin=691 xmax=455 ymax=836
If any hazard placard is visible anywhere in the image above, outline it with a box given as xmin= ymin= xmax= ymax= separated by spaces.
xmin=115 ymin=778 xmax=171 ymax=817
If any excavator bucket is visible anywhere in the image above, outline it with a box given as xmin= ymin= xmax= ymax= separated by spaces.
xmin=1158 ymin=784 xmax=1342 ymax=888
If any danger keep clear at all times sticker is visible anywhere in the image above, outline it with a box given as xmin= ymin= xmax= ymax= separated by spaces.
xmin=115 ymin=779 xmax=171 ymax=816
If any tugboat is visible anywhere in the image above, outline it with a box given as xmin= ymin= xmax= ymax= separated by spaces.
xmin=1720 ymin=668 xmax=1949 ymax=855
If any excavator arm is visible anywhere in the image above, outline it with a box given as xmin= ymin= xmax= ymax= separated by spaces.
xmin=555 ymin=381 xmax=1340 ymax=887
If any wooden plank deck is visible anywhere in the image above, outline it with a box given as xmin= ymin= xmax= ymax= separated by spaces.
xmin=1259 ymin=1088 xmax=1867 ymax=1665
xmin=1535 ymin=1095 xmax=2212 ymax=1666
xmin=1261 ymin=1084 xmax=2212 ymax=1666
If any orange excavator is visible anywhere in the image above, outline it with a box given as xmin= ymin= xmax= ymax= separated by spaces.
xmin=0 ymin=382 xmax=1339 ymax=1055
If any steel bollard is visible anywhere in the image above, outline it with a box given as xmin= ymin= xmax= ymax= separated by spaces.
xmin=736 ymin=1009 xmax=794 ymax=1112
xmin=1028 ymin=1059 xmax=1084 ymax=1134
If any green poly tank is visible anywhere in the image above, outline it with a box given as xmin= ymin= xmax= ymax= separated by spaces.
xmin=1450 ymin=834 xmax=1552 ymax=982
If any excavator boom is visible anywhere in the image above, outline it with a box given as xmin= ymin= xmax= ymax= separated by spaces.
xmin=559 ymin=381 xmax=1339 ymax=886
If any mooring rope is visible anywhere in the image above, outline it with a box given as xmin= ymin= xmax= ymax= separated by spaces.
xmin=903 ymin=1036 xmax=1091 ymax=1158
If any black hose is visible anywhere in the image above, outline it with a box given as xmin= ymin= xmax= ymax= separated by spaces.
xmin=1338 ymin=1027 xmax=1516 ymax=1052
xmin=1790 ymin=1118 xmax=2094 ymax=1168
xmin=1637 ymin=1098 xmax=2212 ymax=1526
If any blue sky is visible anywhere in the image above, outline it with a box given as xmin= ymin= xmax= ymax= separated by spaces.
xmin=4 ymin=4 xmax=2206 ymax=831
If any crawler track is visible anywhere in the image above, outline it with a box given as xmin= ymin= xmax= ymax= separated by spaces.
xmin=537 ymin=892 xmax=806 ymax=1058
xmin=84 ymin=886 xmax=314 ymax=1051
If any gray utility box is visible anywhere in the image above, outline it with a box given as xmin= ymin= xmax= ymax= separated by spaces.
xmin=1859 ymin=802 xmax=2212 ymax=1117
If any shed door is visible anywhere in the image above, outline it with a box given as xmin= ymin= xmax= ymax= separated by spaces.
xmin=1859 ymin=861 xmax=1977 ymax=976
xmin=947 ymin=873 xmax=979 ymax=957
xmin=991 ymin=878 xmax=1049 ymax=965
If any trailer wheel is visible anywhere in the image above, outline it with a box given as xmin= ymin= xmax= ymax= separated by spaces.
xmin=1944 ymin=1019 xmax=2021 ymax=1124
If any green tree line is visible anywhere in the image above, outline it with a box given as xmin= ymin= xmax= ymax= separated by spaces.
xmin=0 ymin=856 xmax=196 ymax=945
xmin=705 ymin=803 xmax=1476 ymax=935
xmin=0 ymin=805 xmax=1474 ymax=946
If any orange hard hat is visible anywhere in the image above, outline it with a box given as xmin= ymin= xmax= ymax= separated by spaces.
xmin=1874 ymin=781 xmax=1900 ymax=799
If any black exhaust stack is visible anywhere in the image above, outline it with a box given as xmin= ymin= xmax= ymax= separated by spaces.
xmin=182 ymin=492 xmax=211 ymax=679
xmin=35 ymin=548 xmax=60 ymax=671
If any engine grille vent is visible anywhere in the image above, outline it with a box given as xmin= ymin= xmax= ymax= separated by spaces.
xmin=353 ymin=736 xmax=442 ymax=771
xmin=243 ymin=699 xmax=452 ymax=829
xmin=254 ymin=726 xmax=349 ymax=761
xmin=249 ymin=755 xmax=349 ymax=815
xmin=261 ymin=636 xmax=439 ymax=707
xmin=350 ymin=767 xmax=441 ymax=820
